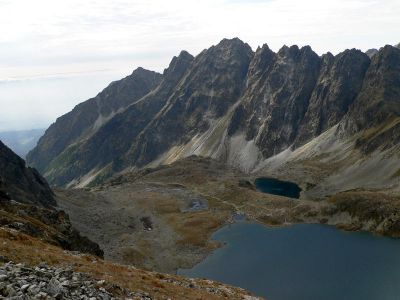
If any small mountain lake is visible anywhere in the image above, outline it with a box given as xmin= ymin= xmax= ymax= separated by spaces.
xmin=255 ymin=177 xmax=301 ymax=198
xmin=179 ymin=222 xmax=400 ymax=300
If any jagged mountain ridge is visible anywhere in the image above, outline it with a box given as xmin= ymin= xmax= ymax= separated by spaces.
xmin=27 ymin=38 xmax=400 ymax=193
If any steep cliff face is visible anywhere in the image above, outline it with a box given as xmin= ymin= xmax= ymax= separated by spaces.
xmin=349 ymin=46 xmax=400 ymax=127
xmin=228 ymin=45 xmax=321 ymax=157
xmin=294 ymin=49 xmax=370 ymax=146
xmin=0 ymin=140 xmax=55 ymax=207
xmin=128 ymin=38 xmax=253 ymax=167
xmin=342 ymin=45 xmax=400 ymax=153
xmin=27 ymin=39 xmax=400 ymax=189
xmin=26 ymin=68 xmax=162 ymax=172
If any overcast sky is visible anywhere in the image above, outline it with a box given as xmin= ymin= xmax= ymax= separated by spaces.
xmin=0 ymin=0 xmax=399 ymax=131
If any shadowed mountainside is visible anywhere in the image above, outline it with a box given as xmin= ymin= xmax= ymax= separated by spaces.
xmin=0 ymin=140 xmax=55 ymax=207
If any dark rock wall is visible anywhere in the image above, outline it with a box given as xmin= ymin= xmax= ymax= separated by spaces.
xmin=0 ymin=141 xmax=55 ymax=207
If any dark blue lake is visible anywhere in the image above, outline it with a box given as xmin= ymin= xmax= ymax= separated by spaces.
xmin=255 ymin=177 xmax=301 ymax=198
xmin=179 ymin=222 xmax=400 ymax=300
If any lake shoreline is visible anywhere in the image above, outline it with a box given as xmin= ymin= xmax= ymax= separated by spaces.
xmin=179 ymin=221 xmax=400 ymax=300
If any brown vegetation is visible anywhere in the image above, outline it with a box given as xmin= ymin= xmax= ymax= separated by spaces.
xmin=0 ymin=227 xmax=258 ymax=300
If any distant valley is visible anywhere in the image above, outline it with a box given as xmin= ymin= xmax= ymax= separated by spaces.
xmin=0 ymin=128 xmax=45 ymax=158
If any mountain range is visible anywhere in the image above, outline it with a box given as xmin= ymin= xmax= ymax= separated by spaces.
xmin=26 ymin=38 xmax=400 ymax=199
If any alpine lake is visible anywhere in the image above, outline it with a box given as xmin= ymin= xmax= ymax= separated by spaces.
xmin=179 ymin=178 xmax=400 ymax=300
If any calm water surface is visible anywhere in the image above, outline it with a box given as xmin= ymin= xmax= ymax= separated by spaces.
xmin=255 ymin=177 xmax=301 ymax=198
xmin=179 ymin=222 xmax=400 ymax=300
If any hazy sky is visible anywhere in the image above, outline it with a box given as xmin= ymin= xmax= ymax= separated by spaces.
xmin=1 ymin=0 xmax=399 ymax=131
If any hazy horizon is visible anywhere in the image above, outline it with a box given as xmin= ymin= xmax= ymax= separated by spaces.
xmin=1 ymin=0 xmax=399 ymax=131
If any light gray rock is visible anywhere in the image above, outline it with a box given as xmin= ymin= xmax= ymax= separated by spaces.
xmin=20 ymin=283 xmax=30 ymax=292
xmin=47 ymin=277 xmax=63 ymax=296
xmin=6 ymin=284 xmax=17 ymax=297
xmin=0 ymin=261 xmax=152 ymax=299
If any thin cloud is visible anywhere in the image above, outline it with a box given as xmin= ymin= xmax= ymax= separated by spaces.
xmin=0 ymin=0 xmax=399 ymax=131
xmin=0 ymin=69 xmax=117 ymax=83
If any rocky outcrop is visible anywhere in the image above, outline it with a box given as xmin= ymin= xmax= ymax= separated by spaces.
xmin=0 ymin=140 xmax=103 ymax=257
xmin=0 ymin=197 xmax=103 ymax=257
xmin=0 ymin=141 xmax=55 ymax=207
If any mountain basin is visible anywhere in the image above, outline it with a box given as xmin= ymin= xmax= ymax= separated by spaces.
xmin=179 ymin=222 xmax=400 ymax=300
xmin=255 ymin=177 xmax=301 ymax=199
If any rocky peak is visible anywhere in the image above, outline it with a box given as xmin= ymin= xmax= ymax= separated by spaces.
xmin=98 ymin=68 xmax=163 ymax=114
xmin=300 ymin=45 xmax=313 ymax=53
xmin=321 ymin=52 xmax=335 ymax=65
xmin=216 ymin=37 xmax=251 ymax=49
xmin=277 ymin=44 xmax=319 ymax=65
xmin=130 ymin=66 xmax=161 ymax=80
xmin=163 ymin=50 xmax=194 ymax=83
xmin=202 ymin=37 xmax=254 ymax=71
xmin=375 ymin=45 xmax=400 ymax=65
xmin=247 ymin=44 xmax=276 ymax=81
xmin=277 ymin=45 xmax=290 ymax=56
xmin=366 ymin=48 xmax=379 ymax=58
